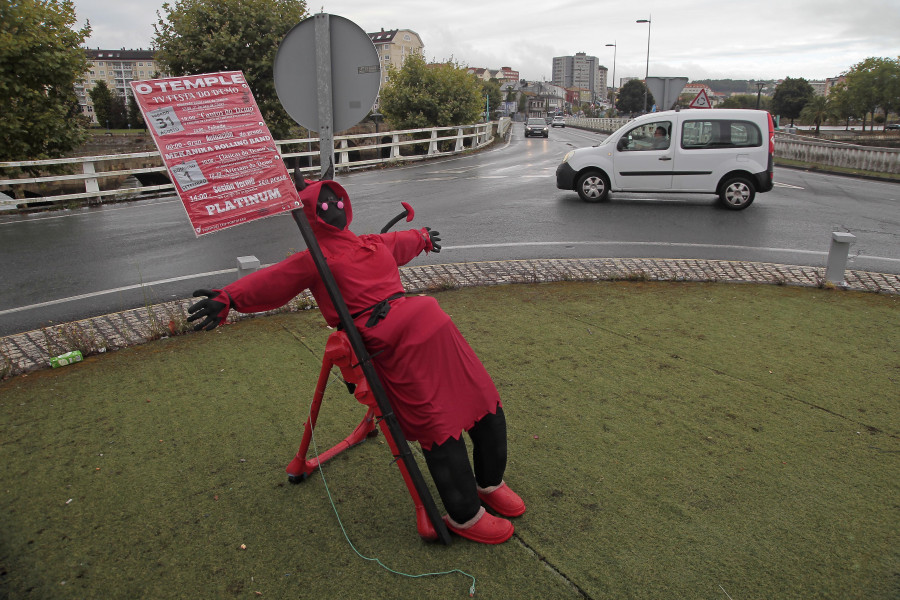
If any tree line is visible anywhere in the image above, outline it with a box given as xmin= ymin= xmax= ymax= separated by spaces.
xmin=612 ymin=58 xmax=900 ymax=130
xmin=693 ymin=59 xmax=900 ymax=132
xmin=724 ymin=58 xmax=900 ymax=132
xmin=2 ymin=0 xmax=898 ymax=163
xmin=1 ymin=0 xmax=499 ymax=162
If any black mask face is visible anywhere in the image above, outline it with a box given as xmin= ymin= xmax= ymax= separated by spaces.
xmin=316 ymin=186 xmax=347 ymax=230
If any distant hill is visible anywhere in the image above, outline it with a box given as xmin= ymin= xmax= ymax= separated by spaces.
xmin=691 ymin=79 xmax=770 ymax=94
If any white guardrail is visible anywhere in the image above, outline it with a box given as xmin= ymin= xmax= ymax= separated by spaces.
xmin=773 ymin=134 xmax=900 ymax=174
xmin=0 ymin=120 xmax=510 ymax=210
xmin=565 ymin=117 xmax=632 ymax=132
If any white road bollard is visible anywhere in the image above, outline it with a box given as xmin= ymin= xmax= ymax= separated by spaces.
xmin=825 ymin=232 xmax=856 ymax=286
xmin=236 ymin=256 xmax=260 ymax=279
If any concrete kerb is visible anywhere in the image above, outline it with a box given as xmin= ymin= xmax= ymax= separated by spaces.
xmin=2 ymin=257 xmax=898 ymax=379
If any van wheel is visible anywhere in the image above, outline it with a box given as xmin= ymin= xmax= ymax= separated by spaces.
xmin=576 ymin=171 xmax=610 ymax=203
xmin=718 ymin=176 xmax=756 ymax=210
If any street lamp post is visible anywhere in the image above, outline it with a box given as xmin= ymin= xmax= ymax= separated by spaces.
xmin=370 ymin=112 xmax=382 ymax=133
xmin=636 ymin=16 xmax=651 ymax=113
xmin=756 ymin=82 xmax=765 ymax=109
xmin=369 ymin=113 xmax=384 ymax=161
xmin=605 ymin=42 xmax=617 ymax=114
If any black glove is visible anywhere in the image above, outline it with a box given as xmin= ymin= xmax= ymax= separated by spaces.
xmin=187 ymin=289 xmax=229 ymax=331
xmin=425 ymin=227 xmax=441 ymax=253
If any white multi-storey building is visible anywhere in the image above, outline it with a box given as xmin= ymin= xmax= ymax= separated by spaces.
xmin=77 ymin=49 xmax=164 ymax=124
xmin=368 ymin=28 xmax=424 ymax=85
xmin=552 ymin=53 xmax=607 ymax=104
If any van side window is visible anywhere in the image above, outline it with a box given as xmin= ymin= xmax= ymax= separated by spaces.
xmin=681 ymin=120 xmax=762 ymax=149
xmin=617 ymin=121 xmax=672 ymax=151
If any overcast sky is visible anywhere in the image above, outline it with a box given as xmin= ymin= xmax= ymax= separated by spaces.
xmin=74 ymin=0 xmax=899 ymax=84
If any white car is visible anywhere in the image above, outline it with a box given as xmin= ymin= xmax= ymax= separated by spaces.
xmin=551 ymin=116 xmax=566 ymax=128
xmin=556 ymin=109 xmax=775 ymax=210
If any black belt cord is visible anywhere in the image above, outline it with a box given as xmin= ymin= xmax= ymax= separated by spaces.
xmin=339 ymin=292 xmax=405 ymax=329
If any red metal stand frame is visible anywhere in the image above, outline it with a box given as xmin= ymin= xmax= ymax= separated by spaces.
xmin=285 ymin=331 xmax=441 ymax=542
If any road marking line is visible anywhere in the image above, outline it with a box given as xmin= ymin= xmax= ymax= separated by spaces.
xmin=0 ymin=199 xmax=181 ymax=224
xmin=441 ymin=240 xmax=900 ymax=264
xmin=0 ymin=267 xmax=239 ymax=316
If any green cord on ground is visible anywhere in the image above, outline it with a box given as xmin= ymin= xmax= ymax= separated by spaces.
xmin=309 ymin=378 xmax=478 ymax=596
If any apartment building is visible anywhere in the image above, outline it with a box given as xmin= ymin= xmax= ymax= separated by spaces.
xmin=497 ymin=67 xmax=519 ymax=84
xmin=520 ymin=81 xmax=567 ymax=118
xmin=467 ymin=66 xmax=520 ymax=84
xmin=552 ymin=53 xmax=607 ymax=104
xmin=682 ymin=82 xmax=713 ymax=96
xmin=824 ymin=76 xmax=846 ymax=96
xmin=77 ymin=49 xmax=163 ymax=123
xmin=368 ymin=28 xmax=424 ymax=85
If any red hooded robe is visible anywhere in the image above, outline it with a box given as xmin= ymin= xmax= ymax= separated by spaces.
xmin=220 ymin=180 xmax=501 ymax=450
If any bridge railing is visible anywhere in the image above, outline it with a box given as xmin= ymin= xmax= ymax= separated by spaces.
xmin=0 ymin=120 xmax=503 ymax=211
xmin=565 ymin=117 xmax=632 ymax=133
xmin=773 ymin=134 xmax=900 ymax=174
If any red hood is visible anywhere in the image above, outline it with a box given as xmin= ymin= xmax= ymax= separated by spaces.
xmin=298 ymin=180 xmax=353 ymax=232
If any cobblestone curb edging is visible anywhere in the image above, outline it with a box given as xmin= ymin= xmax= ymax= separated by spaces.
xmin=2 ymin=258 xmax=898 ymax=379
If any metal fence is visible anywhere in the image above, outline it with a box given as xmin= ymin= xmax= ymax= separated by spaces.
xmin=0 ymin=120 xmax=504 ymax=210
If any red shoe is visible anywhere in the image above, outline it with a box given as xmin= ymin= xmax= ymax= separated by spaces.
xmin=477 ymin=481 xmax=526 ymax=517
xmin=443 ymin=507 xmax=514 ymax=544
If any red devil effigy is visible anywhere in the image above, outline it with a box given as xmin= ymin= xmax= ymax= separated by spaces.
xmin=187 ymin=178 xmax=525 ymax=544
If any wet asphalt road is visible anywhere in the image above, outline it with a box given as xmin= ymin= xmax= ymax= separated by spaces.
xmin=1 ymin=123 xmax=898 ymax=337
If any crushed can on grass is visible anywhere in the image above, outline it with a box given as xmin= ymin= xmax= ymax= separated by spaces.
xmin=50 ymin=350 xmax=83 ymax=368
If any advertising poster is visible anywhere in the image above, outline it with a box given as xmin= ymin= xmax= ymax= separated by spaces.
xmin=130 ymin=71 xmax=300 ymax=236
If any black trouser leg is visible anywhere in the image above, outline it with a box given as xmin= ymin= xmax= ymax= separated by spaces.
xmin=422 ymin=436 xmax=481 ymax=524
xmin=467 ymin=405 xmax=508 ymax=489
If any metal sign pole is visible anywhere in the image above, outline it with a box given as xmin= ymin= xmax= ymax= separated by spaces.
xmin=314 ymin=14 xmax=335 ymax=179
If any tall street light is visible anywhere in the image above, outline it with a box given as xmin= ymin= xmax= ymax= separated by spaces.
xmin=636 ymin=16 xmax=651 ymax=113
xmin=605 ymin=42 xmax=617 ymax=114
xmin=756 ymin=82 xmax=765 ymax=109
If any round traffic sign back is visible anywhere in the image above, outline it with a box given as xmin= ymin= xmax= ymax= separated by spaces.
xmin=274 ymin=14 xmax=382 ymax=133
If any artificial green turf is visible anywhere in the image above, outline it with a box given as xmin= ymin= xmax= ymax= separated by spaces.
xmin=1 ymin=282 xmax=897 ymax=599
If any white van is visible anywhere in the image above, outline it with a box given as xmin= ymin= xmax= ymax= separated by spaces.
xmin=556 ymin=109 xmax=775 ymax=210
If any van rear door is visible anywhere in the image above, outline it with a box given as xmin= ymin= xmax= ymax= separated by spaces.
xmin=673 ymin=116 xmax=767 ymax=192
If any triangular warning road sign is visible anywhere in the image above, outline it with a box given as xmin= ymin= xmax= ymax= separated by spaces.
xmin=689 ymin=89 xmax=712 ymax=109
